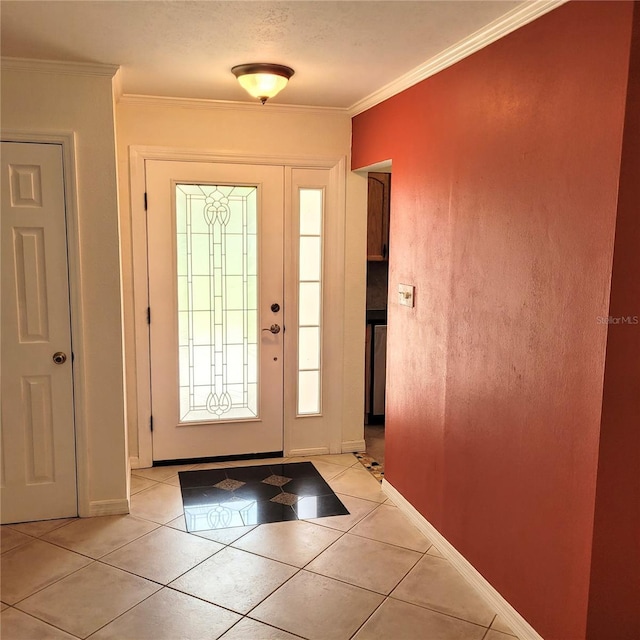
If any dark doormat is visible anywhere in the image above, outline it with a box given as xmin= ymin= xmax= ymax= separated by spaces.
xmin=178 ymin=461 xmax=349 ymax=533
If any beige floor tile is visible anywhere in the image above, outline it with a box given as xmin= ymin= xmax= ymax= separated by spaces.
xmin=306 ymin=533 xmax=421 ymax=595
xmin=130 ymin=475 xmax=157 ymax=495
xmin=170 ymin=546 xmax=297 ymax=614
xmin=159 ymin=474 xmax=181 ymax=486
xmin=129 ymin=482 xmax=185 ymax=524
xmin=392 ymin=555 xmax=496 ymax=626
xmin=101 ymin=526 xmax=223 ymax=583
xmin=0 ymin=539 xmax=92 ymax=605
xmin=306 ymin=494 xmax=380 ymax=532
xmin=327 ymin=467 xmax=386 ymax=503
xmin=353 ymin=597 xmax=487 ymax=640
xmin=0 ymin=607 xmax=80 ymax=639
xmin=165 ymin=514 xmax=188 ymax=531
xmin=1 ymin=527 xmax=33 ymax=554
xmin=8 ymin=518 xmax=76 ymax=538
xmin=251 ymin=570 xmax=384 ymax=640
xmin=89 ymin=587 xmax=241 ymax=640
xmin=167 ymin=515 xmax=257 ymax=545
xmin=491 ymin=614 xmax=518 ymax=636
xmin=485 ymin=631 xmax=519 ymax=640
xmin=16 ymin=562 xmax=160 ymax=638
xmin=287 ymin=456 xmax=357 ymax=480
xmin=232 ymin=520 xmax=341 ymax=567
xmin=310 ymin=459 xmax=354 ymax=481
xmin=349 ymin=504 xmax=431 ymax=552
xmin=1 ymin=602 xmax=9 ymax=611
xmin=427 ymin=544 xmax=445 ymax=558
xmin=131 ymin=463 xmax=197 ymax=482
xmin=220 ymin=617 xmax=304 ymax=640
xmin=43 ymin=514 xmax=159 ymax=558
xmin=312 ymin=453 xmax=359 ymax=467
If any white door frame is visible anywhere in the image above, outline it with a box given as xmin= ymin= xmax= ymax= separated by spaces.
xmin=129 ymin=146 xmax=346 ymax=469
xmin=2 ymin=130 xmax=91 ymax=516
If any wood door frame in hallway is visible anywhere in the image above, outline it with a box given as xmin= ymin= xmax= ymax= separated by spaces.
xmin=128 ymin=147 xmax=347 ymax=469
xmin=1 ymin=130 xmax=92 ymax=517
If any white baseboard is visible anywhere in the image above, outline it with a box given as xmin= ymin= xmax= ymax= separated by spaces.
xmin=288 ymin=447 xmax=331 ymax=457
xmin=382 ymin=480 xmax=543 ymax=640
xmin=87 ymin=499 xmax=130 ymax=517
xmin=341 ymin=439 xmax=366 ymax=453
xmin=129 ymin=456 xmax=146 ymax=470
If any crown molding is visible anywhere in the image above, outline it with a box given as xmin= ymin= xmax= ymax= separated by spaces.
xmin=118 ymin=94 xmax=349 ymax=116
xmin=112 ymin=68 xmax=124 ymax=102
xmin=349 ymin=0 xmax=569 ymax=116
xmin=1 ymin=57 xmax=119 ymax=78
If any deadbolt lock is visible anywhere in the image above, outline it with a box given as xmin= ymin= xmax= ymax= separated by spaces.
xmin=52 ymin=352 xmax=67 ymax=365
xmin=271 ymin=303 xmax=280 ymax=313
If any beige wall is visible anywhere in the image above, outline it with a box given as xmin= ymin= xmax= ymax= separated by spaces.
xmin=1 ymin=65 xmax=128 ymax=512
xmin=115 ymin=99 xmax=367 ymax=460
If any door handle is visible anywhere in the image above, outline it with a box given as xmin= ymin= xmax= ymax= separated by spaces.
xmin=262 ymin=324 xmax=281 ymax=334
xmin=52 ymin=351 xmax=67 ymax=365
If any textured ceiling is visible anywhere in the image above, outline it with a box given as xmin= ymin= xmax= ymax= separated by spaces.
xmin=1 ymin=1 xmax=524 ymax=108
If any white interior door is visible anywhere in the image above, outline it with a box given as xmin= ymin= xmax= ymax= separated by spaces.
xmin=1 ymin=141 xmax=77 ymax=524
xmin=146 ymin=161 xmax=284 ymax=461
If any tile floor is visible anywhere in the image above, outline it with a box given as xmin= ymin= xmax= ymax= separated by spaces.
xmin=1 ymin=454 xmax=520 ymax=640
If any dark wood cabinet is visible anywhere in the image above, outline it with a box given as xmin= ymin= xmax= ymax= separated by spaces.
xmin=367 ymin=172 xmax=391 ymax=261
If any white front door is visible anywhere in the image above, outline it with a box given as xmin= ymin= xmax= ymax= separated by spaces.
xmin=146 ymin=161 xmax=284 ymax=461
xmin=1 ymin=141 xmax=77 ymax=524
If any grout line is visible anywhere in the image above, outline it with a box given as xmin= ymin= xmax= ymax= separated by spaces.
xmin=5 ymin=517 xmax=77 ymax=538
xmin=164 ymin=580 xmax=258 ymax=618
xmin=348 ymin=594 xmax=387 ymax=639
xmin=226 ymin=614 xmax=309 ymax=640
xmin=9 ymin=557 xmax=97 ymax=608
xmin=297 ymin=526 xmax=349 ymax=571
xmin=240 ymin=565 xmax=306 ymax=623
xmin=345 ymin=529 xmax=429 ymax=554
xmin=300 ymin=565 xmax=393 ymax=598
xmin=0 ymin=532 xmax=37 ymax=555
xmin=79 ymin=581 xmax=164 ymax=638
xmin=7 ymin=604 xmax=84 ymax=638
xmin=385 ymin=593 xmax=495 ymax=630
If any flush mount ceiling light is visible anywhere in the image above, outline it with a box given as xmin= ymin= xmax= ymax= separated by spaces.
xmin=231 ymin=63 xmax=295 ymax=104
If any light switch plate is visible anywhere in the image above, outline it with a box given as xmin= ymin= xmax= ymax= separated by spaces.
xmin=398 ymin=284 xmax=415 ymax=308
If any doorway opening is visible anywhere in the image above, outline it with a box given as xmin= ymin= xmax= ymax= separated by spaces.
xmin=362 ymin=161 xmax=392 ymax=478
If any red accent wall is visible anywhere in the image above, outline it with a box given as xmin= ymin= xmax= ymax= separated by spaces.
xmin=352 ymin=3 xmax=637 ymax=639
xmin=587 ymin=5 xmax=640 ymax=640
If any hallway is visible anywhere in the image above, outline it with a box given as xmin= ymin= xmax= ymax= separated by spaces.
xmin=1 ymin=455 xmax=518 ymax=639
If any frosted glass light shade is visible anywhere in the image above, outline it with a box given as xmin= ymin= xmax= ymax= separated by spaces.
xmin=237 ymin=73 xmax=288 ymax=99
xmin=232 ymin=63 xmax=294 ymax=104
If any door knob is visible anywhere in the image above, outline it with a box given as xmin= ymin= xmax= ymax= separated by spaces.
xmin=52 ymin=352 xmax=67 ymax=365
xmin=262 ymin=324 xmax=281 ymax=334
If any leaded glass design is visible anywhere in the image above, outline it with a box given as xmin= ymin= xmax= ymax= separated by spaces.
xmin=297 ymin=188 xmax=323 ymax=415
xmin=176 ymin=184 xmax=258 ymax=422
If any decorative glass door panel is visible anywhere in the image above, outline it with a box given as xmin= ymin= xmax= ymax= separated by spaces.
xmin=147 ymin=162 xmax=284 ymax=461
xmin=176 ymin=184 xmax=258 ymax=423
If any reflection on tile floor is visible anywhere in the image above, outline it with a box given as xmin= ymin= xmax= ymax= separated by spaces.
xmin=1 ymin=454 xmax=521 ymax=640
xmin=179 ymin=462 xmax=349 ymax=532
